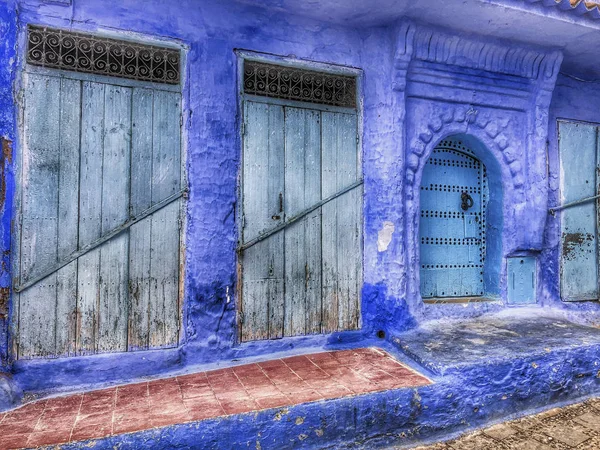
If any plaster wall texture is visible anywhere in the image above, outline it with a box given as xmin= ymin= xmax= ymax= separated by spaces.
xmin=0 ymin=0 xmax=16 ymax=368
xmin=0 ymin=0 xmax=599 ymax=401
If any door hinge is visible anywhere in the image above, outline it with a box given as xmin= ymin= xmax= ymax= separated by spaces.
xmin=356 ymin=134 xmax=360 ymax=144
xmin=241 ymin=213 xmax=246 ymax=228
xmin=241 ymin=122 xmax=246 ymax=136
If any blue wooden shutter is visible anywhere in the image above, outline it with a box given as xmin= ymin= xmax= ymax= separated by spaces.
xmin=558 ymin=121 xmax=599 ymax=301
xmin=240 ymin=100 xmax=362 ymax=341
xmin=16 ymin=72 xmax=183 ymax=358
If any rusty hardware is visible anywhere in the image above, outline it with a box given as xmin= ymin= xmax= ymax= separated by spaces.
xmin=549 ymin=192 xmax=600 ymax=216
xmin=239 ymin=179 xmax=363 ymax=253
xmin=461 ymin=191 xmax=474 ymax=211
xmin=272 ymin=192 xmax=283 ymax=220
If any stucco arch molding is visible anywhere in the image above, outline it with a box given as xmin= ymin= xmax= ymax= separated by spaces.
xmin=405 ymin=107 xmax=523 ymax=199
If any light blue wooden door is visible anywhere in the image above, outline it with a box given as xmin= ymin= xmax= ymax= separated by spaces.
xmin=558 ymin=121 xmax=599 ymax=301
xmin=16 ymin=71 xmax=183 ymax=359
xmin=241 ymin=99 xmax=362 ymax=341
xmin=419 ymin=139 xmax=487 ymax=299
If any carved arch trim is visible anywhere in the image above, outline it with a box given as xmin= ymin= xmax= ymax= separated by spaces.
xmin=405 ymin=106 xmax=525 ymax=201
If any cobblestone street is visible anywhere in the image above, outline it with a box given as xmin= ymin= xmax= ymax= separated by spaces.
xmin=412 ymin=398 xmax=600 ymax=450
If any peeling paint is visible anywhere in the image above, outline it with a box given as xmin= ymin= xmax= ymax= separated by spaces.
xmin=561 ymin=232 xmax=595 ymax=260
xmin=273 ymin=408 xmax=289 ymax=421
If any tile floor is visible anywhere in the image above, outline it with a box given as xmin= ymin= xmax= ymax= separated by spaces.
xmin=0 ymin=347 xmax=430 ymax=449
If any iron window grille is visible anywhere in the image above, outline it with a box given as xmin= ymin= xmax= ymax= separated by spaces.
xmin=27 ymin=25 xmax=180 ymax=85
xmin=243 ymin=60 xmax=357 ymax=108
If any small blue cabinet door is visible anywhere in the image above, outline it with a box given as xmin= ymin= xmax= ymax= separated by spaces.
xmin=507 ymin=257 xmax=536 ymax=305
xmin=419 ymin=139 xmax=487 ymax=298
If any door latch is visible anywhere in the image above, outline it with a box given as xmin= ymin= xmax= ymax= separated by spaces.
xmin=272 ymin=192 xmax=283 ymax=220
xmin=461 ymin=192 xmax=474 ymax=211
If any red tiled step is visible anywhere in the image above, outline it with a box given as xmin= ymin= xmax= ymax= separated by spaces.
xmin=0 ymin=347 xmax=430 ymax=449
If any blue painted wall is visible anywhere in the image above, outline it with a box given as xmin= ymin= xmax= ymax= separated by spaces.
xmin=0 ymin=0 xmax=16 ymax=371
xmin=1 ymin=0 xmax=599 ymax=401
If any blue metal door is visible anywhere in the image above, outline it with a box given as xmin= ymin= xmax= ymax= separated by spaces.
xmin=419 ymin=139 xmax=487 ymax=299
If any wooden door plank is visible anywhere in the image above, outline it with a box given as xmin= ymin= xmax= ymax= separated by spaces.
xmin=77 ymin=81 xmax=105 ymax=354
xmin=97 ymin=85 xmax=131 ymax=353
xmin=559 ymin=122 xmax=598 ymax=301
xmin=148 ymin=90 xmax=181 ymax=347
xmin=128 ymin=88 xmax=153 ymax=350
xmin=148 ymin=202 xmax=180 ymax=347
xmin=266 ymin=105 xmax=285 ymax=339
xmin=283 ymin=108 xmax=322 ymax=337
xmin=321 ymin=111 xmax=340 ymax=333
xmin=242 ymin=102 xmax=284 ymax=243
xmin=152 ymin=91 xmax=181 ymax=201
xmin=241 ymin=101 xmax=269 ymax=340
xmin=302 ymin=110 xmax=322 ymax=335
xmin=55 ymin=78 xmax=81 ymax=356
xmin=335 ymin=113 xmax=360 ymax=330
xmin=18 ymin=74 xmax=61 ymax=358
xmin=283 ymin=107 xmax=306 ymax=337
xmin=321 ymin=111 xmax=361 ymax=332
xmin=241 ymin=102 xmax=285 ymax=341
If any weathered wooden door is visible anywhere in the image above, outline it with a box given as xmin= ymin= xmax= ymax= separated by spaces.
xmin=419 ymin=139 xmax=487 ymax=299
xmin=239 ymin=61 xmax=361 ymax=341
xmin=15 ymin=70 xmax=183 ymax=359
xmin=558 ymin=121 xmax=599 ymax=301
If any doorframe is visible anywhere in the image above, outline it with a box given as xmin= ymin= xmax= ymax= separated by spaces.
xmin=11 ymin=23 xmax=190 ymax=360
xmin=234 ymin=49 xmax=364 ymax=343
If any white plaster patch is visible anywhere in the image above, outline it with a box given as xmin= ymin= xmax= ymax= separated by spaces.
xmin=465 ymin=338 xmax=487 ymax=345
xmin=377 ymin=221 xmax=395 ymax=252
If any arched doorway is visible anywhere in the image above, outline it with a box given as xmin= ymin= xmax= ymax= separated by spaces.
xmin=419 ymin=138 xmax=488 ymax=299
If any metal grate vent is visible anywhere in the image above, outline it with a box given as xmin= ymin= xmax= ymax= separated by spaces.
xmin=243 ymin=60 xmax=356 ymax=108
xmin=27 ymin=25 xmax=180 ymax=85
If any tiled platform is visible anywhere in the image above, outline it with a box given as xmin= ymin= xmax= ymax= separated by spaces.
xmin=0 ymin=347 xmax=430 ymax=449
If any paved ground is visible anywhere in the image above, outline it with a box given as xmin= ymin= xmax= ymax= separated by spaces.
xmin=412 ymin=397 xmax=600 ymax=449
xmin=0 ymin=347 xmax=430 ymax=449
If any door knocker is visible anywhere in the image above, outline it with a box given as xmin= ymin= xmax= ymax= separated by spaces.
xmin=461 ymin=192 xmax=474 ymax=211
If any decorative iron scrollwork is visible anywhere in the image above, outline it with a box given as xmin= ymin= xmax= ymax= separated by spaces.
xmin=27 ymin=25 xmax=180 ymax=85
xmin=243 ymin=60 xmax=356 ymax=108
